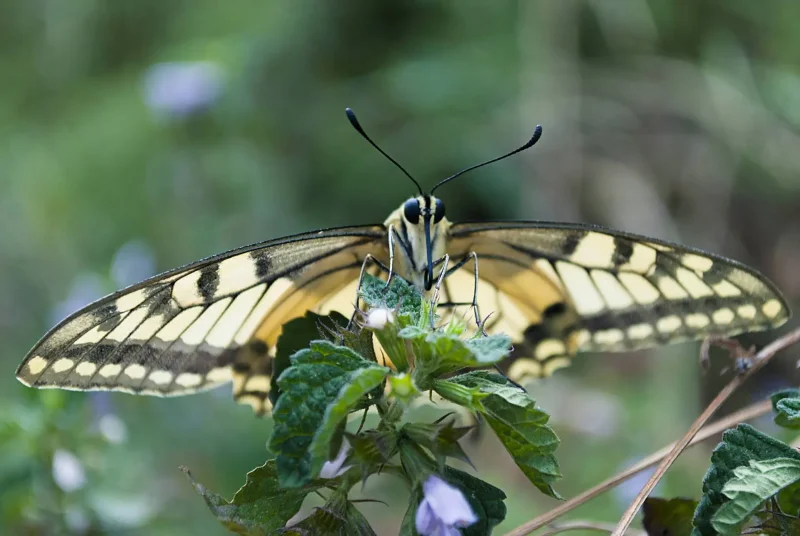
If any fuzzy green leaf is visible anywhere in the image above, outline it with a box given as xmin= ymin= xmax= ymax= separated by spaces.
xmin=711 ymin=458 xmax=800 ymax=535
xmin=282 ymin=490 xmax=377 ymax=536
xmin=359 ymin=273 xmax=422 ymax=323
xmin=270 ymin=311 xmax=349 ymax=406
xmin=269 ymin=341 xmax=389 ymax=487
xmin=771 ymin=389 xmax=800 ymax=430
xmin=402 ymin=419 xmax=473 ymax=468
xmin=449 ymin=371 xmax=561 ymax=498
xmin=692 ymin=424 xmax=800 ymax=536
xmin=642 ymin=497 xmax=697 ymax=536
xmin=403 ymin=328 xmax=512 ymax=381
xmin=182 ymin=461 xmax=322 ymax=535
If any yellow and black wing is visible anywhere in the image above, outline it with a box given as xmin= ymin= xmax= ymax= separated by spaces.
xmin=445 ymin=221 xmax=791 ymax=380
xmin=16 ymin=226 xmax=386 ymax=413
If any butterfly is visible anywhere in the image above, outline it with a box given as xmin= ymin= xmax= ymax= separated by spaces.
xmin=16 ymin=109 xmax=791 ymax=415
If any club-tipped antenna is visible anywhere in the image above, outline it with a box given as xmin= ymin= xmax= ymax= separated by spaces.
xmin=430 ymin=125 xmax=543 ymax=194
xmin=345 ymin=108 xmax=424 ymax=195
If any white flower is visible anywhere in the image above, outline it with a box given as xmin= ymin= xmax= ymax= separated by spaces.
xmin=52 ymin=449 xmax=87 ymax=492
xmin=363 ymin=307 xmax=395 ymax=330
xmin=415 ymin=475 xmax=477 ymax=536
xmin=143 ymin=61 xmax=223 ymax=118
xmin=319 ymin=438 xmax=352 ymax=479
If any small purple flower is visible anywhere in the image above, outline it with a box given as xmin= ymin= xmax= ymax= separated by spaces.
xmin=415 ymin=475 xmax=477 ymax=536
xmin=143 ymin=61 xmax=223 ymax=118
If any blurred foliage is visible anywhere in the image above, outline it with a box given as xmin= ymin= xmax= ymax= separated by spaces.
xmin=3 ymin=0 xmax=800 ymax=534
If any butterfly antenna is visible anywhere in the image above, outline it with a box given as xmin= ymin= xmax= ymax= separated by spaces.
xmin=345 ymin=108 xmax=424 ymax=195
xmin=430 ymin=125 xmax=543 ymax=194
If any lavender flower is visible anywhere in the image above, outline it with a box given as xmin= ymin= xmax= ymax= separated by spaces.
xmin=143 ymin=61 xmax=223 ymax=118
xmin=415 ymin=475 xmax=477 ymax=536
xmin=319 ymin=438 xmax=352 ymax=479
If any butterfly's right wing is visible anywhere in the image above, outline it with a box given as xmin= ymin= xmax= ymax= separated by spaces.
xmin=16 ymin=226 xmax=387 ymax=413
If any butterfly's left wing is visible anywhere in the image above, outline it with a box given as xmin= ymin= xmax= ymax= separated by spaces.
xmin=16 ymin=226 xmax=387 ymax=414
xmin=445 ymin=221 xmax=791 ymax=381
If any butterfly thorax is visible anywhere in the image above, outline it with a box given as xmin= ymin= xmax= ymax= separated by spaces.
xmin=384 ymin=195 xmax=451 ymax=291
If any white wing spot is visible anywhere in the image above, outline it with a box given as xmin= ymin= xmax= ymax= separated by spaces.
xmin=682 ymin=254 xmax=714 ymax=272
xmin=627 ymin=323 xmax=654 ymax=340
xmin=124 ymin=364 xmax=147 ymax=380
xmin=762 ymin=299 xmax=783 ymax=319
xmin=712 ymin=280 xmax=741 ymax=297
xmin=156 ymin=307 xmax=204 ymax=343
xmin=175 ymin=373 xmax=203 ymax=388
xmin=556 ymin=261 xmax=605 ymax=315
xmin=74 ymin=324 xmax=110 ymax=345
xmin=569 ymin=233 xmax=616 ymax=268
xmin=622 ymin=243 xmax=657 ymax=274
xmin=207 ymin=284 xmax=266 ymax=348
xmin=543 ymin=357 xmax=571 ymax=377
xmin=656 ymin=315 xmax=682 ymax=333
xmin=593 ymin=329 xmax=624 ymax=345
xmin=172 ymin=270 xmax=203 ymax=307
xmin=675 ymin=268 xmax=713 ymax=298
xmin=207 ymin=367 xmax=232 ymax=383
xmin=180 ymin=299 xmax=231 ymax=346
xmin=234 ymin=279 xmax=293 ymax=345
xmin=106 ymin=308 xmax=149 ymax=342
xmin=149 ymin=370 xmax=173 ymax=385
xmin=75 ymin=362 xmax=97 ymax=377
xmin=534 ymin=339 xmax=566 ymax=361
xmin=657 ymin=276 xmax=689 ymax=300
xmin=115 ymin=289 xmax=151 ymax=312
xmin=215 ymin=254 xmax=260 ymax=298
xmin=685 ymin=313 xmax=710 ymax=329
xmin=27 ymin=356 xmax=48 ymax=375
xmin=99 ymin=364 xmax=122 ymax=378
xmin=52 ymin=358 xmax=76 ymax=373
xmin=618 ymin=273 xmax=660 ymax=304
xmin=737 ymin=304 xmax=757 ymax=320
xmin=591 ymin=271 xmax=634 ymax=309
xmin=509 ymin=359 xmax=542 ymax=382
xmin=712 ymin=308 xmax=735 ymax=325
xmin=243 ymin=374 xmax=271 ymax=393
xmin=131 ymin=314 xmax=167 ymax=341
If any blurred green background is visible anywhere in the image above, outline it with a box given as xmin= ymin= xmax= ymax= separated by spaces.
xmin=3 ymin=1 xmax=800 ymax=534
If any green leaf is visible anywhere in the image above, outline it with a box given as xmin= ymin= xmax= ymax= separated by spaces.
xmin=771 ymin=389 xmax=800 ymax=430
xmin=642 ymin=497 xmax=698 ymax=536
xmin=692 ymin=424 xmax=800 ymax=536
xmin=282 ymin=490 xmax=377 ymax=536
xmin=269 ymin=311 xmax=349 ymax=406
xmin=402 ymin=419 xmax=474 ymax=468
xmin=359 ymin=273 xmax=422 ymax=323
xmin=449 ymin=371 xmax=561 ymax=498
xmin=269 ymin=341 xmax=389 ymax=487
xmin=307 ymin=366 xmax=391 ymax=478
xmin=711 ymin=458 xmax=800 ymax=535
xmin=182 ymin=461 xmax=322 ymax=535
xmin=399 ymin=467 xmax=507 ymax=536
xmin=403 ymin=328 xmax=512 ymax=382
xmin=433 ymin=379 xmax=488 ymax=412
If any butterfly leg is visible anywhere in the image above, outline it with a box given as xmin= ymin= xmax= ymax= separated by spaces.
xmin=346 ymin=254 xmax=393 ymax=331
xmin=439 ymin=252 xmax=483 ymax=334
xmin=429 ymin=254 xmax=450 ymax=328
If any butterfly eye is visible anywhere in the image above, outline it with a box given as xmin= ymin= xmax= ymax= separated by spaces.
xmin=433 ymin=198 xmax=445 ymax=223
xmin=403 ymin=198 xmax=421 ymax=224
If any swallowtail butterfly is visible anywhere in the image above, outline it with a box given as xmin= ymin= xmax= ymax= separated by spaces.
xmin=16 ymin=109 xmax=790 ymax=415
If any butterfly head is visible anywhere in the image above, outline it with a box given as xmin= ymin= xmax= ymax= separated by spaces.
xmin=346 ymin=107 xmax=543 ymax=290
xmin=397 ymin=195 xmax=449 ymax=290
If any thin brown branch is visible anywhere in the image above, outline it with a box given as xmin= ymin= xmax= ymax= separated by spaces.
xmin=502 ymin=398 xmax=772 ymax=536
xmin=610 ymin=326 xmax=800 ymax=536
xmin=536 ymin=520 xmax=645 ymax=536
